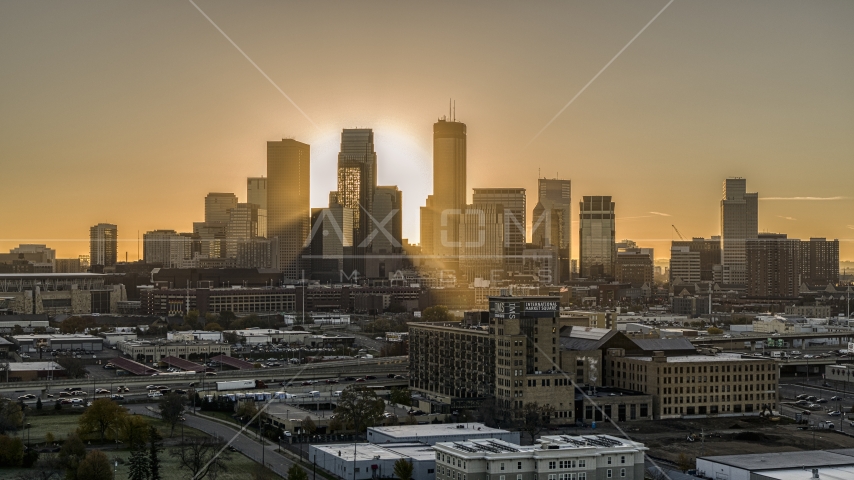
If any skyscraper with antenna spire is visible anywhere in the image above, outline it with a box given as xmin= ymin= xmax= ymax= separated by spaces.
xmin=422 ymin=109 xmax=466 ymax=270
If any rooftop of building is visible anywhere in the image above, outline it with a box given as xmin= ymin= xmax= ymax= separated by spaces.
xmin=312 ymin=442 xmax=435 ymax=462
xmin=699 ymin=449 xmax=854 ymax=471
xmin=408 ymin=322 xmax=489 ymax=333
xmin=368 ymin=423 xmax=506 ymax=439
xmin=9 ymin=361 xmax=64 ymax=371
xmin=118 ymin=339 xmax=227 ymax=347
xmin=0 ymin=273 xmax=106 ymax=278
xmin=753 ymin=466 xmax=854 ymax=480
xmin=630 ymin=353 xmax=771 ymax=363
xmin=12 ymin=334 xmax=100 ymax=340
xmin=436 ymin=435 xmax=644 ymax=456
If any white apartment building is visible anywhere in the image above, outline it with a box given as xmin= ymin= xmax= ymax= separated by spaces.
xmin=434 ymin=435 xmax=647 ymax=480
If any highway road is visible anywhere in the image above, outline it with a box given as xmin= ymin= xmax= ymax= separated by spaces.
xmin=0 ymin=356 xmax=408 ymax=404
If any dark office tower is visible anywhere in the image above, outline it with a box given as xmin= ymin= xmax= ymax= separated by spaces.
xmin=337 ymin=129 xmax=377 ymax=254
xmin=370 ymin=186 xmax=403 ymax=255
xmin=365 ymin=186 xmax=403 ymax=279
xmin=579 ymin=196 xmax=615 ymax=280
xmin=671 ymin=237 xmax=722 ymax=282
xmin=746 ymin=233 xmax=800 ymax=297
xmin=420 ymin=195 xmax=436 ymax=256
xmin=431 ymin=118 xmax=467 ymax=261
xmin=801 ymin=238 xmax=839 ymax=285
xmin=89 ymin=223 xmax=117 ymax=267
xmin=721 ymin=178 xmax=758 ymax=285
xmin=267 ymin=139 xmax=310 ymax=280
xmin=533 ymin=178 xmax=571 ymax=281
xmin=472 ymin=188 xmax=525 ymax=274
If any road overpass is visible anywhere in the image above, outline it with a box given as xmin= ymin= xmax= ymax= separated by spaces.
xmin=0 ymin=356 xmax=409 ymax=400
xmin=691 ymin=331 xmax=853 ymax=351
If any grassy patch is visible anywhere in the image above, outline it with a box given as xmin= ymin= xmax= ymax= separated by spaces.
xmin=113 ymin=446 xmax=262 ymax=480
xmin=23 ymin=412 xmax=207 ymax=446
xmin=198 ymin=410 xmax=241 ymax=426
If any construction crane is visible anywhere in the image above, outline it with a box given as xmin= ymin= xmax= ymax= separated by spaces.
xmin=672 ymin=225 xmax=685 ymax=241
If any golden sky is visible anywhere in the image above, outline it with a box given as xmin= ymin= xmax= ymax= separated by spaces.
xmin=2 ymin=1 xmax=853 ymax=262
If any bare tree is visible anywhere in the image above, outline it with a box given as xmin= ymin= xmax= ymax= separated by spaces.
xmin=171 ymin=436 xmax=231 ymax=480
xmin=158 ymin=393 xmax=186 ymax=437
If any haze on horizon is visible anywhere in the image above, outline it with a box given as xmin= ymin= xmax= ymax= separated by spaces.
xmin=2 ymin=0 xmax=853 ymax=263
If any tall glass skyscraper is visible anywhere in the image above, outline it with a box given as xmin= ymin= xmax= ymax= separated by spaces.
xmin=425 ymin=119 xmax=466 ymax=264
xmin=533 ymin=178 xmax=571 ymax=282
xmin=89 ymin=223 xmax=117 ymax=267
xmin=472 ymin=188 xmax=525 ymax=273
xmin=267 ymin=139 xmax=310 ymax=280
xmin=336 ymin=129 xmax=377 ymax=276
xmin=579 ymin=196 xmax=615 ymax=280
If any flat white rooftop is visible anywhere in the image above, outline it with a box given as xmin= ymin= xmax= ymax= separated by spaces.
xmin=633 ymin=353 xmax=769 ymax=363
xmin=312 ymin=443 xmax=416 ymax=462
xmin=368 ymin=423 xmax=504 ymax=438
xmin=754 ymin=467 xmax=854 ymax=480
xmin=9 ymin=362 xmax=63 ymax=371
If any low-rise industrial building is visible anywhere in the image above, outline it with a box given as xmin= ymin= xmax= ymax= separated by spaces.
xmin=367 ymin=423 xmax=519 ymax=445
xmin=696 ymin=449 xmax=854 ymax=480
xmin=0 ymin=316 xmax=50 ymax=333
xmin=283 ymin=313 xmax=351 ymax=326
xmin=13 ymin=334 xmax=104 ymax=353
xmin=167 ymin=331 xmax=224 ymax=342
xmin=117 ymin=339 xmax=231 ymax=362
xmin=101 ymin=332 xmax=138 ymax=346
xmin=311 ymin=442 xmax=437 ymax=480
xmin=434 ymin=435 xmax=647 ymax=480
xmin=6 ymin=361 xmax=66 ymax=382
xmin=826 ymin=364 xmax=854 ymax=385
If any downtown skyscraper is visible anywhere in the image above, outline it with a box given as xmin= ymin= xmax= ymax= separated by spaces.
xmin=579 ymin=196 xmax=615 ymax=280
xmin=267 ymin=139 xmax=310 ymax=280
xmin=532 ymin=178 xmax=571 ymax=282
xmin=471 ymin=188 xmax=525 ymax=274
xmin=721 ymin=178 xmax=758 ymax=285
xmin=421 ymin=117 xmax=466 ymax=270
xmin=335 ymin=129 xmax=378 ymax=275
xmin=89 ymin=223 xmax=117 ymax=267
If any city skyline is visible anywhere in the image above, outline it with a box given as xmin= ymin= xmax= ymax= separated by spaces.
xmin=2 ymin=1 xmax=853 ymax=262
